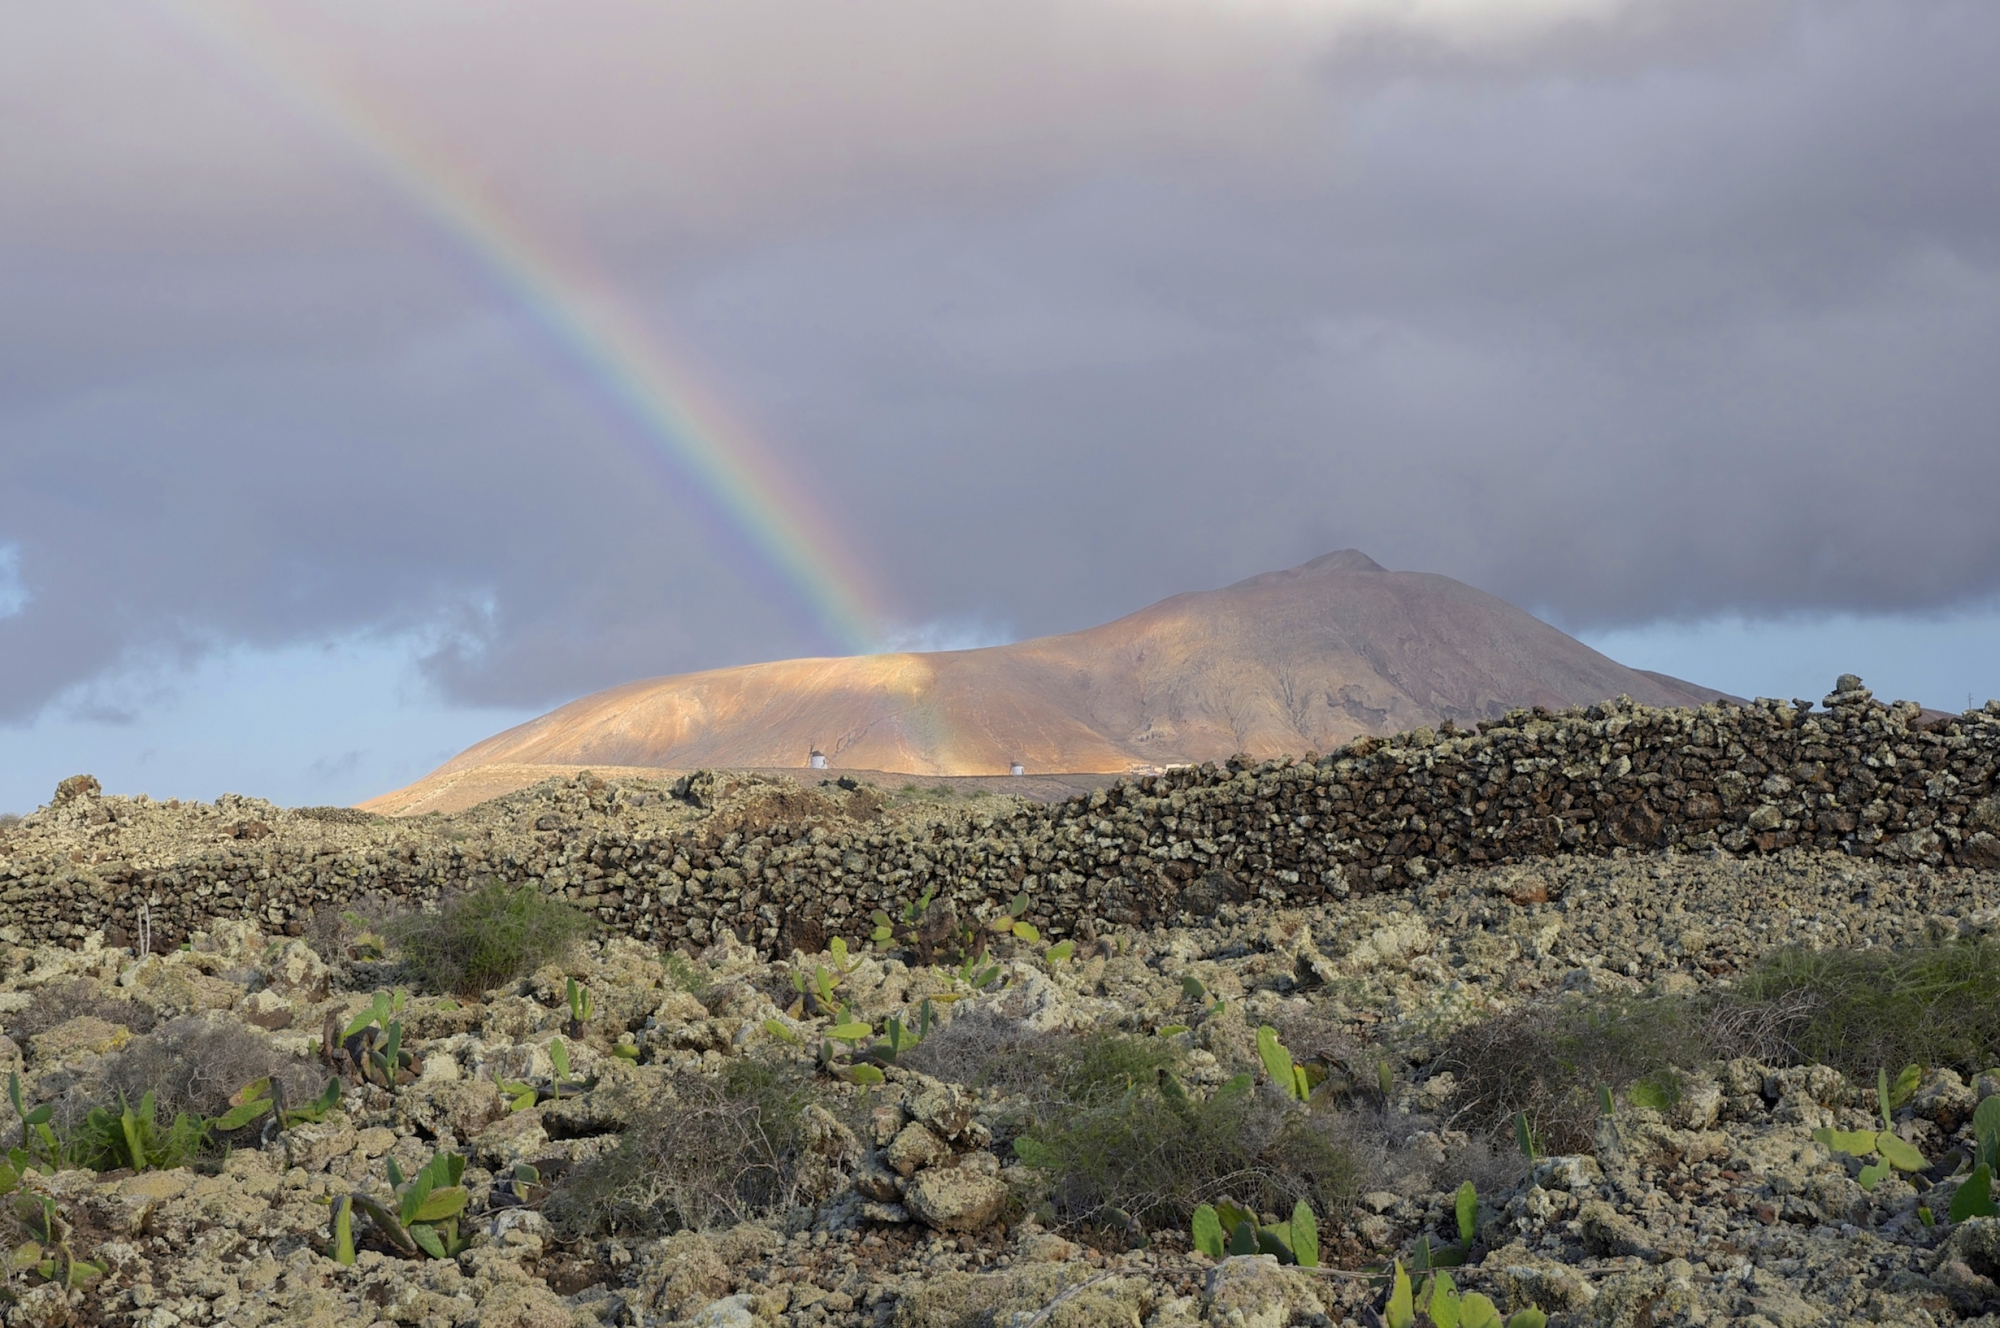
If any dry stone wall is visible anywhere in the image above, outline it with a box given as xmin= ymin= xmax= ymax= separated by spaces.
xmin=4 ymin=675 xmax=1999 ymax=955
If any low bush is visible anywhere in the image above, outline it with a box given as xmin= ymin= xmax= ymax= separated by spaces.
xmin=899 ymin=1016 xmax=1178 ymax=1109
xmin=302 ymin=893 xmax=401 ymax=966
xmin=385 ymin=880 xmax=594 ymax=996
xmin=8 ymin=979 xmax=156 ymax=1052
xmin=1019 ymin=1078 xmax=1363 ymax=1230
xmin=1734 ymin=939 xmax=2000 ymax=1080
xmin=97 ymin=1014 xmax=325 ymax=1124
xmin=1437 ymin=993 xmax=1725 ymax=1155
xmin=1008 ymin=1031 xmax=1361 ymax=1229
xmin=10 ymin=1015 xmax=330 ymax=1172
xmin=1437 ymin=940 xmax=2000 ymax=1156
xmin=896 ymin=1005 xmax=1033 ymax=1085
xmin=544 ymin=1060 xmax=818 ymax=1236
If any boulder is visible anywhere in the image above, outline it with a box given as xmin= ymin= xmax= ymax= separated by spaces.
xmin=1202 ymin=1256 xmax=1324 ymax=1328
xmin=904 ymin=1167 xmax=1009 ymax=1232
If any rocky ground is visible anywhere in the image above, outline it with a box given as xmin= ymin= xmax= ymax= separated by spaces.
xmin=3 ymin=843 xmax=2000 ymax=1327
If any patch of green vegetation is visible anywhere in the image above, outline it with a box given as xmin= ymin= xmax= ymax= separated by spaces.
xmin=303 ymin=895 xmax=399 ymax=965
xmin=1009 ymin=1032 xmax=1360 ymax=1229
xmin=907 ymin=1023 xmax=1175 ymax=1106
xmin=1438 ymin=939 xmax=2000 ymax=1157
xmin=66 ymin=1091 xmax=209 ymax=1172
xmin=337 ymin=989 xmax=422 ymax=1090
xmin=1192 ymin=1196 xmax=1323 ymax=1265
xmin=1813 ymin=1066 xmax=1928 ymax=1191
xmin=662 ymin=950 xmax=711 ymax=997
xmin=343 ymin=1150 xmax=474 ymax=1260
xmin=1735 ymin=939 xmax=2000 ymax=1080
xmin=544 ymin=1059 xmax=818 ymax=1236
xmin=385 ymin=880 xmax=595 ymax=996
xmin=1053 ymin=1029 xmax=1183 ymax=1106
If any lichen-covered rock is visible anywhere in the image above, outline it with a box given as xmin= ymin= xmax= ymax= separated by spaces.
xmin=890 ymin=1264 xmax=1150 ymax=1328
xmin=30 ymin=1012 xmax=130 ymax=1062
xmin=282 ymin=1115 xmax=359 ymax=1172
xmin=644 ymin=1230 xmax=732 ymax=1319
xmin=1202 ymin=1256 xmax=1323 ymax=1328
xmin=885 ymin=1121 xmax=951 ymax=1178
xmin=471 ymin=1102 xmax=550 ymax=1169
xmin=1911 ymin=1067 xmax=1980 ymax=1131
xmin=904 ymin=1166 xmax=1009 ymax=1232
xmin=258 ymin=939 xmax=329 ymax=999
xmin=905 ymin=1078 xmax=976 ymax=1141
xmin=1585 ymin=1264 xmax=1705 ymax=1327
xmin=116 ymin=954 xmax=247 ymax=1015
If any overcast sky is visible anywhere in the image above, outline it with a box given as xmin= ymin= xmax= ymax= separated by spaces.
xmin=5 ymin=0 xmax=2000 ymax=812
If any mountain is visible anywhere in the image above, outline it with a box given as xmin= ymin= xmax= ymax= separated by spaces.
xmin=362 ymin=551 xmax=1726 ymax=813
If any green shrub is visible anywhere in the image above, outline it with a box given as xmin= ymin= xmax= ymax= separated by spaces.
xmin=1010 ymin=1034 xmax=1361 ymax=1229
xmin=902 ymin=1019 xmax=1178 ymax=1109
xmin=1439 ymin=940 xmax=2000 ymax=1155
xmin=544 ymin=1060 xmax=818 ymax=1236
xmin=385 ymin=880 xmax=594 ymax=996
xmin=1734 ymin=940 xmax=2000 ymax=1080
xmin=1046 ymin=1029 xmax=1183 ymax=1107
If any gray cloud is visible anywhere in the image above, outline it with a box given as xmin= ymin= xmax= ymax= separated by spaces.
xmin=3 ymin=0 xmax=1998 ymax=725
xmin=310 ymin=750 xmax=365 ymax=782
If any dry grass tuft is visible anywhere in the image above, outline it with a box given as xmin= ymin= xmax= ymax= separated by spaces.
xmin=544 ymin=1059 xmax=820 ymax=1236
xmin=1435 ymin=992 xmax=1724 ymax=1155
xmin=97 ymin=1014 xmax=328 ymax=1123
xmin=8 ymin=979 xmax=156 ymax=1051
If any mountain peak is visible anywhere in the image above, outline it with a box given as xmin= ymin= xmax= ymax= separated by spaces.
xmin=1227 ymin=548 xmax=1386 ymax=589
xmin=1302 ymin=548 xmax=1387 ymax=573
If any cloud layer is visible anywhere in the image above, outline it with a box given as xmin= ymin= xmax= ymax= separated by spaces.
xmin=3 ymin=0 xmax=1999 ymax=724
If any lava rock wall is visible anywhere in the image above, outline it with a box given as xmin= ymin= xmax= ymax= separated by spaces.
xmin=5 ymin=677 xmax=1998 ymax=954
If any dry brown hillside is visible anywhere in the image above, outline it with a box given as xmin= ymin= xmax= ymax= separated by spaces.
xmin=365 ymin=550 xmax=1724 ymax=814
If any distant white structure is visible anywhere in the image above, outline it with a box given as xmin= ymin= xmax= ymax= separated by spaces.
xmin=809 ymin=750 xmax=828 ymax=770
xmin=1010 ymin=761 xmax=1025 ymax=777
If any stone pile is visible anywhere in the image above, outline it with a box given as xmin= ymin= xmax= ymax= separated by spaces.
xmin=3 ymin=676 xmax=1998 ymax=955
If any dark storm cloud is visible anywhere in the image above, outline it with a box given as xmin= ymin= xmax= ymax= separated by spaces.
xmin=3 ymin=0 xmax=1998 ymax=723
xmin=669 ymin=0 xmax=2000 ymax=636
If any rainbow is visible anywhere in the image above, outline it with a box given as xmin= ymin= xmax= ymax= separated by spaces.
xmin=157 ymin=1 xmax=887 ymax=655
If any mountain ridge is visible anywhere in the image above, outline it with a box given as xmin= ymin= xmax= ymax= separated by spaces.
xmin=363 ymin=551 xmax=1726 ymax=814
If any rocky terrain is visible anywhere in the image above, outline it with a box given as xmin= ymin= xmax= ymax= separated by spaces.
xmin=2 ymin=842 xmax=1999 ymax=1327
xmin=371 ymin=550 xmax=1727 ymax=807
xmin=4 ymin=676 xmax=2000 ymax=1326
